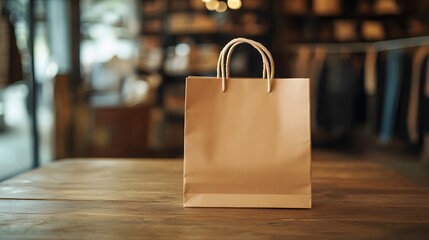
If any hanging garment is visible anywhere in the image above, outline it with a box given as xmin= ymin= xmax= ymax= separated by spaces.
xmin=423 ymin=58 xmax=429 ymax=161
xmin=393 ymin=49 xmax=413 ymax=143
xmin=352 ymin=52 xmax=367 ymax=126
xmin=380 ymin=49 xmax=403 ymax=143
xmin=365 ymin=49 xmax=388 ymax=134
xmin=309 ymin=47 xmax=327 ymax=131
xmin=422 ymin=55 xmax=429 ymax=135
xmin=375 ymin=52 xmax=388 ymax=134
xmin=418 ymin=56 xmax=429 ymax=145
xmin=317 ymin=52 xmax=362 ymax=134
xmin=407 ymin=47 xmax=429 ymax=144
xmin=426 ymin=56 xmax=429 ymax=99
xmin=293 ymin=47 xmax=312 ymax=77
xmin=364 ymin=47 xmax=378 ymax=131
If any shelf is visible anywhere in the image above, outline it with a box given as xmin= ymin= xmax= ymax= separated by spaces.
xmin=164 ymin=8 xmax=269 ymax=15
xmin=141 ymin=30 xmax=163 ymax=35
xmin=163 ymin=72 xmax=216 ymax=81
xmin=165 ymin=31 xmax=226 ymax=36
xmin=164 ymin=9 xmax=210 ymax=14
xmin=282 ymin=14 xmax=407 ymax=20
xmin=141 ymin=12 xmax=166 ymax=19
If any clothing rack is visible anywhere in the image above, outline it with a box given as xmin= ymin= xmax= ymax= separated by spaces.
xmin=288 ymin=36 xmax=429 ymax=54
xmin=288 ymin=36 xmax=429 ymax=162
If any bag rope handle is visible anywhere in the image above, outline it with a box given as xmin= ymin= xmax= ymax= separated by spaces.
xmin=216 ymin=38 xmax=275 ymax=93
xmin=217 ymin=38 xmax=272 ymax=79
xmin=217 ymin=38 xmax=272 ymax=92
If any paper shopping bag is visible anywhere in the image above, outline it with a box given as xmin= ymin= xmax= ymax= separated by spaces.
xmin=183 ymin=38 xmax=311 ymax=208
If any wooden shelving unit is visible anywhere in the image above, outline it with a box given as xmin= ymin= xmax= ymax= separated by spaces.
xmin=139 ymin=0 xmax=274 ymax=156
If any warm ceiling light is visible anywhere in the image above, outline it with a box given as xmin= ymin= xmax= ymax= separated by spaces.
xmin=206 ymin=0 xmax=219 ymax=11
xmin=216 ymin=1 xmax=227 ymax=12
xmin=202 ymin=0 xmax=212 ymax=3
xmin=227 ymin=0 xmax=242 ymax=10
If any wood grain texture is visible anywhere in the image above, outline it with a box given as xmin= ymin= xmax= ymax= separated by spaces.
xmin=0 ymin=152 xmax=429 ymax=239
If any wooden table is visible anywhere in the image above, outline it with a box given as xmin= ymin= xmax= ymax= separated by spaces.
xmin=1 ymin=152 xmax=429 ymax=239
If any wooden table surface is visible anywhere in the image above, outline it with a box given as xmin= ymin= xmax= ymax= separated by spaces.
xmin=1 ymin=152 xmax=429 ymax=239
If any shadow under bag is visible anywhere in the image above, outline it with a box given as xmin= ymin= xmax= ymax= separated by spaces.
xmin=183 ymin=38 xmax=312 ymax=208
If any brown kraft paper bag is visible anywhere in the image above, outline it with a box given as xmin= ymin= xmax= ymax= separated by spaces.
xmin=184 ymin=38 xmax=311 ymax=208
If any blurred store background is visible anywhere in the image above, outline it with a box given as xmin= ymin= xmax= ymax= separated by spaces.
xmin=1 ymin=0 xmax=429 ymax=181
